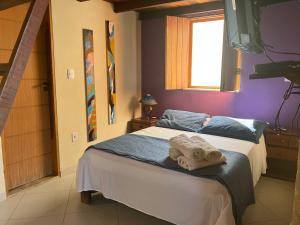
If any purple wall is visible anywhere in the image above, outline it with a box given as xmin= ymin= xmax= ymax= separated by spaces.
xmin=141 ymin=1 xmax=300 ymax=127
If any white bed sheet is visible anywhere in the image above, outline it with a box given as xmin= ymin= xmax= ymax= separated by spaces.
xmin=77 ymin=127 xmax=267 ymax=225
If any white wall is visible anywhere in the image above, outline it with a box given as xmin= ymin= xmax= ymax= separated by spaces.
xmin=50 ymin=0 xmax=141 ymax=173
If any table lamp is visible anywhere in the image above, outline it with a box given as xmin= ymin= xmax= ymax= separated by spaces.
xmin=140 ymin=94 xmax=157 ymax=120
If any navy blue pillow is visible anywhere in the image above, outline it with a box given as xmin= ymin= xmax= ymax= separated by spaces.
xmin=200 ymin=116 xmax=268 ymax=144
xmin=156 ymin=109 xmax=209 ymax=133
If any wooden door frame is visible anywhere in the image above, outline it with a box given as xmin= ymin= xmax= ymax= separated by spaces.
xmin=46 ymin=5 xmax=60 ymax=177
xmin=0 ymin=130 xmax=9 ymax=193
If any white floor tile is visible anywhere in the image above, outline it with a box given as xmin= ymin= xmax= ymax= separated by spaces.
xmin=25 ymin=175 xmax=74 ymax=195
xmin=243 ymin=177 xmax=294 ymax=224
xmin=0 ymin=173 xmax=295 ymax=225
xmin=117 ymin=204 xmax=172 ymax=225
xmin=255 ymin=177 xmax=295 ymax=196
xmin=244 ymin=219 xmax=291 ymax=225
xmin=63 ymin=211 xmax=118 ymax=225
xmin=6 ymin=215 xmax=64 ymax=225
xmin=0 ymin=221 xmax=7 ymax=225
xmin=0 ymin=193 xmax=23 ymax=221
xmin=11 ymin=191 xmax=69 ymax=219
xmin=242 ymin=200 xmax=278 ymax=224
xmin=66 ymin=192 xmax=115 ymax=214
xmin=256 ymin=185 xmax=294 ymax=220
xmin=70 ymin=176 xmax=77 ymax=192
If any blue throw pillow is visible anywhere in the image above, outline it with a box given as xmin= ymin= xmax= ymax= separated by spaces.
xmin=156 ymin=109 xmax=209 ymax=133
xmin=200 ymin=116 xmax=268 ymax=144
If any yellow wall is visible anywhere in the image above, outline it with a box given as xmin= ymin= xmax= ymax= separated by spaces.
xmin=0 ymin=0 xmax=140 ymax=196
xmin=50 ymin=0 xmax=141 ymax=173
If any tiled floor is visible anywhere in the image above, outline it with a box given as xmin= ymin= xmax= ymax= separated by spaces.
xmin=0 ymin=173 xmax=295 ymax=225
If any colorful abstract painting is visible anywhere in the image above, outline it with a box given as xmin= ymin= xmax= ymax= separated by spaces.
xmin=83 ymin=29 xmax=97 ymax=142
xmin=106 ymin=21 xmax=116 ymax=124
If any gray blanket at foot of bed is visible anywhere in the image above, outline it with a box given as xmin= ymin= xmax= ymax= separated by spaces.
xmin=87 ymin=134 xmax=255 ymax=225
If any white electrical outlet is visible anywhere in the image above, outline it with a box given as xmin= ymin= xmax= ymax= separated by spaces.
xmin=67 ymin=69 xmax=75 ymax=80
xmin=72 ymin=132 xmax=78 ymax=142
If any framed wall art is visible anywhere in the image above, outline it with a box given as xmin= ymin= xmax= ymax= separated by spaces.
xmin=83 ymin=29 xmax=97 ymax=141
xmin=106 ymin=21 xmax=116 ymax=124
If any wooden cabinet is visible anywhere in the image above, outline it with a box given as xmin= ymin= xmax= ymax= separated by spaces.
xmin=264 ymin=128 xmax=300 ymax=181
xmin=131 ymin=118 xmax=158 ymax=132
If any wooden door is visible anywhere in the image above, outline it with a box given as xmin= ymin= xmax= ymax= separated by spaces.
xmin=0 ymin=4 xmax=57 ymax=190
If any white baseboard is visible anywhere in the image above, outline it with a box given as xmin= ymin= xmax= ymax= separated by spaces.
xmin=60 ymin=166 xmax=76 ymax=177
xmin=0 ymin=192 xmax=6 ymax=202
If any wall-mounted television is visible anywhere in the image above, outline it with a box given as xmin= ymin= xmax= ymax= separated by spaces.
xmin=224 ymin=0 xmax=263 ymax=54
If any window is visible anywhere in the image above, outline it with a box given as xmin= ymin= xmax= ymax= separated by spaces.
xmin=165 ymin=15 xmax=240 ymax=92
xmin=190 ymin=16 xmax=224 ymax=89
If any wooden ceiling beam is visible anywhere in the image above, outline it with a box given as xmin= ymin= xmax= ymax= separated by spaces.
xmin=0 ymin=0 xmax=31 ymax=11
xmin=0 ymin=0 xmax=49 ymax=133
xmin=139 ymin=1 xmax=223 ymax=20
xmin=113 ymin=0 xmax=189 ymax=13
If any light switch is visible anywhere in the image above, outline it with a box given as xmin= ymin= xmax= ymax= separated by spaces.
xmin=67 ymin=69 xmax=75 ymax=80
xmin=72 ymin=132 xmax=78 ymax=142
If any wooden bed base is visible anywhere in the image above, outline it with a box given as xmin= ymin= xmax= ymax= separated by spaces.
xmin=81 ymin=191 xmax=92 ymax=204
xmin=80 ymin=191 xmax=103 ymax=204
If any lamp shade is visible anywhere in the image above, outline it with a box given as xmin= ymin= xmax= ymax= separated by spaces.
xmin=140 ymin=94 xmax=157 ymax=106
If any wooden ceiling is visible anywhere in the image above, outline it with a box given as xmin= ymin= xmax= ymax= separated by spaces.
xmin=77 ymin=0 xmax=223 ymax=19
xmin=103 ymin=0 xmax=220 ymax=12
xmin=0 ymin=0 xmax=31 ymax=11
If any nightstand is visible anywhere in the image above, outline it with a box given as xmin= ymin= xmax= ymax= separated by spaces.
xmin=264 ymin=128 xmax=300 ymax=181
xmin=131 ymin=117 xmax=158 ymax=132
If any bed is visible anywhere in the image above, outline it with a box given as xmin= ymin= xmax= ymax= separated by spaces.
xmin=76 ymin=126 xmax=267 ymax=225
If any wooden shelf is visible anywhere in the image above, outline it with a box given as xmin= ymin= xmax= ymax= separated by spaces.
xmin=131 ymin=117 xmax=158 ymax=132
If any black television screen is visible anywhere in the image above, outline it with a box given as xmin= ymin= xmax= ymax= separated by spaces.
xmin=224 ymin=0 xmax=263 ymax=53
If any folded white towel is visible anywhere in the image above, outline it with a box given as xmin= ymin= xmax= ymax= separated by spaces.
xmin=190 ymin=136 xmax=223 ymax=161
xmin=177 ymin=155 xmax=226 ymax=171
xmin=169 ymin=134 xmax=205 ymax=160
xmin=169 ymin=148 xmax=183 ymax=161
xmin=190 ymin=135 xmax=206 ymax=142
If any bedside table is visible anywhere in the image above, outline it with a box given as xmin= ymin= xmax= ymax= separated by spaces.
xmin=264 ymin=128 xmax=300 ymax=181
xmin=131 ymin=117 xmax=158 ymax=132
